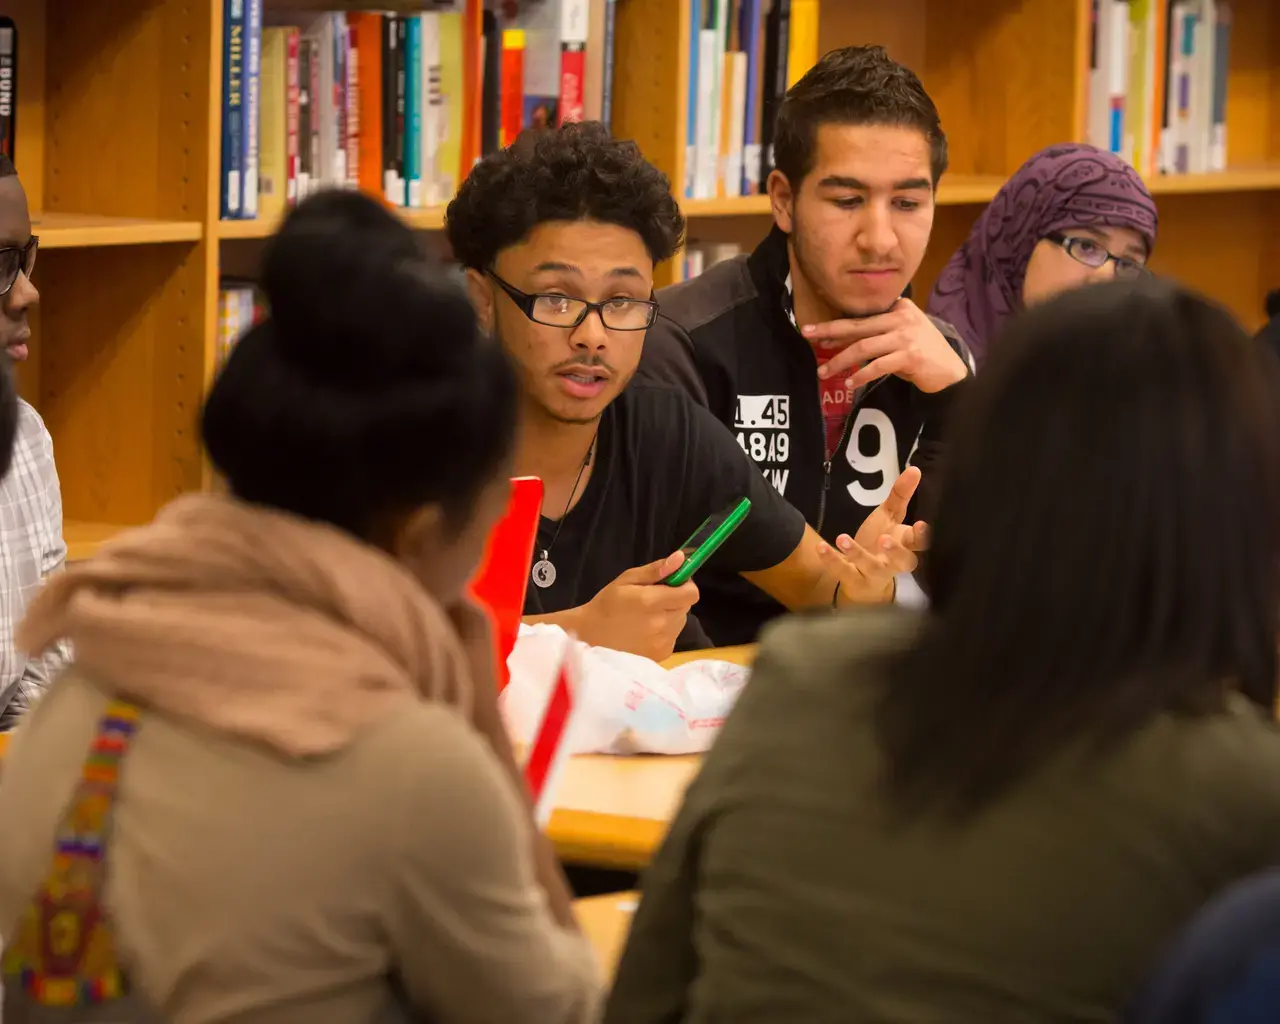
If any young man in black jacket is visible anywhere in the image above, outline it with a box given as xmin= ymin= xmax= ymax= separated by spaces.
xmin=638 ymin=46 xmax=972 ymax=645
xmin=446 ymin=122 xmax=927 ymax=662
xmin=1259 ymin=289 xmax=1280 ymax=362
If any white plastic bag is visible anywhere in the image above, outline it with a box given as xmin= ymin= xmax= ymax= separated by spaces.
xmin=501 ymin=624 xmax=750 ymax=755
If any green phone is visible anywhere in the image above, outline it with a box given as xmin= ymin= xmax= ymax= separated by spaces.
xmin=663 ymin=497 xmax=753 ymax=586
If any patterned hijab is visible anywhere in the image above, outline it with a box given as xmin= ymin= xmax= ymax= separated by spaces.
xmin=926 ymin=143 xmax=1158 ymax=365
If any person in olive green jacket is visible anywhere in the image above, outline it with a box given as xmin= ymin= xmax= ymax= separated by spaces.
xmin=604 ymin=279 xmax=1280 ymax=1024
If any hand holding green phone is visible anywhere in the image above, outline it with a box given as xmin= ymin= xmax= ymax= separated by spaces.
xmin=662 ymin=497 xmax=753 ymax=587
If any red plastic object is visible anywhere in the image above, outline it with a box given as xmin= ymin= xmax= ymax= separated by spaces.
xmin=470 ymin=476 xmax=544 ymax=692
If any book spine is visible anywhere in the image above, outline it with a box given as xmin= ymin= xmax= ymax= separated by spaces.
xmin=421 ymin=14 xmax=443 ymax=207
xmin=220 ymin=0 xmax=246 ymax=218
xmin=0 ymin=19 xmax=16 ymax=161
xmin=393 ymin=17 xmax=407 ymax=204
xmin=285 ymin=28 xmax=300 ymax=208
xmin=405 ymin=14 xmax=423 ymax=207
xmin=242 ymin=0 xmax=262 ymax=218
xmin=333 ymin=14 xmax=348 ymax=185
xmin=601 ymin=0 xmax=616 ymax=131
xmin=558 ymin=0 xmax=588 ymax=125
xmin=346 ymin=19 xmax=360 ymax=188
xmin=383 ymin=14 xmax=399 ymax=203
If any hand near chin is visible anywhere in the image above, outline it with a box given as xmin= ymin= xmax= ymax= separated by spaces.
xmin=801 ymin=298 xmax=969 ymax=394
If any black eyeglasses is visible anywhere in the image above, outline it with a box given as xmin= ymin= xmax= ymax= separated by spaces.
xmin=488 ymin=271 xmax=659 ymax=331
xmin=0 ymin=236 xmax=38 ymax=297
xmin=1045 ymin=231 xmax=1147 ymax=279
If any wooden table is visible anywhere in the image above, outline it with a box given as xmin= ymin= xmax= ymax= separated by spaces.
xmin=0 ymin=646 xmax=756 ymax=871
xmin=576 ymin=890 xmax=639 ymax=980
xmin=545 ymin=644 xmax=756 ymax=870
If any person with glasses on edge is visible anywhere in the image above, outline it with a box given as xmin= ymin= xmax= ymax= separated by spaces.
xmin=445 ymin=122 xmax=927 ymax=663
xmin=925 ymin=142 xmax=1158 ymax=368
xmin=0 ymin=152 xmax=69 ymax=731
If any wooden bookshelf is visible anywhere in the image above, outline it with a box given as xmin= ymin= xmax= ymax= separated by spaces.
xmin=217 ymin=204 xmax=445 ymax=239
xmin=647 ymin=0 xmax=1280 ymax=322
xmin=5 ymin=0 xmax=1278 ymax=564
xmin=7 ymin=0 xmax=214 ymax=561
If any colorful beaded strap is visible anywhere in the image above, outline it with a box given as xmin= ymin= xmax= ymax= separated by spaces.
xmin=2 ymin=699 xmax=141 ymax=1007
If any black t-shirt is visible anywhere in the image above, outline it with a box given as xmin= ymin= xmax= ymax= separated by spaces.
xmin=522 ymin=381 xmax=806 ymax=650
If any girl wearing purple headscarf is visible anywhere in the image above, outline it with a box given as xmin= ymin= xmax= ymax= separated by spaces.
xmin=927 ymin=143 xmax=1158 ymax=366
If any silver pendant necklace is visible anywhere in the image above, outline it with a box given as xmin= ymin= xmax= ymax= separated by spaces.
xmin=531 ymin=435 xmax=596 ymax=589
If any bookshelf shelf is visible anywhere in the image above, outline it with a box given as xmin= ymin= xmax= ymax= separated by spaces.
xmin=217 ymin=203 xmax=445 ymax=239
xmin=1145 ymin=167 xmax=1280 ymax=196
xmin=63 ymin=520 xmax=130 ymax=562
xmin=682 ymin=176 xmax=1014 ymax=218
xmin=33 ymin=213 xmax=203 ymax=249
xmin=683 ymin=167 xmax=1280 ymax=221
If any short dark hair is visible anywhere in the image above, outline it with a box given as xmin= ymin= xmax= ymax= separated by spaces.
xmin=445 ymin=121 xmax=685 ymax=270
xmin=773 ymin=45 xmax=948 ymax=188
xmin=877 ymin=279 xmax=1280 ymax=820
xmin=202 ymin=189 xmax=518 ymax=540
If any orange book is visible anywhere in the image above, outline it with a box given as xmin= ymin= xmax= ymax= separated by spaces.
xmin=501 ymin=30 xmax=526 ymax=148
xmin=347 ymin=12 xmax=384 ymax=199
xmin=1148 ymin=0 xmax=1169 ymax=177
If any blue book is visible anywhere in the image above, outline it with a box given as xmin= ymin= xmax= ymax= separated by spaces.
xmin=404 ymin=14 xmax=422 ymax=207
xmin=220 ymin=0 xmax=246 ymax=218
xmin=685 ymin=0 xmax=701 ymax=198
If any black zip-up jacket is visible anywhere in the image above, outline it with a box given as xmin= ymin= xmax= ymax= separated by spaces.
xmin=1258 ymin=289 xmax=1280 ymax=362
xmin=636 ymin=227 xmax=972 ymax=645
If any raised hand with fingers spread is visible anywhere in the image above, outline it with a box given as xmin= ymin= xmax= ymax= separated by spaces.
xmin=826 ymin=466 xmax=928 ymax=604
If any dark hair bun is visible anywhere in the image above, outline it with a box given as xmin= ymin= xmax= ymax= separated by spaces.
xmin=202 ymin=188 xmax=518 ymax=538
xmin=258 ymin=189 xmax=478 ymax=388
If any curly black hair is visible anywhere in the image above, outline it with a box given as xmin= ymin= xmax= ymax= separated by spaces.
xmin=774 ymin=45 xmax=948 ymax=188
xmin=445 ymin=121 xmax=685 ymax=270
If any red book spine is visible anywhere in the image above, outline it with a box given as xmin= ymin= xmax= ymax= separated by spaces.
xmin=500 ymin=32 xmax=524 ymax=148
xmin=558 ymin=43 xmax=585 ymax=125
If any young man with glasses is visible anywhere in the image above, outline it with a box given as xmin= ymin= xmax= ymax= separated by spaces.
xmin=0 ymin=153 xmax=70 ymax=729
xmin=446 ymin=122 xmax=927 ymax=662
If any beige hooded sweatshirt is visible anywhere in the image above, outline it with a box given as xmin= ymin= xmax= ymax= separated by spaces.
xmin=0 ymin=493 xmax=599 ymax=1023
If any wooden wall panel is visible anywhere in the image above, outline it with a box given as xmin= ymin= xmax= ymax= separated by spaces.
xmin=612 ymin=0 xmax=689 ymax=287
xmin=1149 ymin=192 xmax=1272 ymax=332
xmin=1223 ymin=0 xmax=1280 ymax=168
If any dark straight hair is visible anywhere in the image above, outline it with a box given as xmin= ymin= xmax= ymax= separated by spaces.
xmin=877 ymin=279 xmax=1280 ymax=820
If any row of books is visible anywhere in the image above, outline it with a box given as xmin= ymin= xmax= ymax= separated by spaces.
xmin=679 ymin=241 xmax=745 ymax=281
xmin=219 ymin=0 xmax=616 ymax=221
xmin=1086 ymin=0 xmax=1232 ymax=177
xmin=216 ymin=280 xmax=264 ymax=365
xmin=684 ymin=0 xmax=819 ymax=202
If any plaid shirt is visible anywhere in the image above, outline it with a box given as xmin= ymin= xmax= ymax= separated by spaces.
xmin=0 ymin=398 xmax=70 ymax=729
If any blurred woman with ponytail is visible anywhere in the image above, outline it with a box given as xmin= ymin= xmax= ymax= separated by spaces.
xmin=0 ymin=190 xmax=599 ymax=1023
